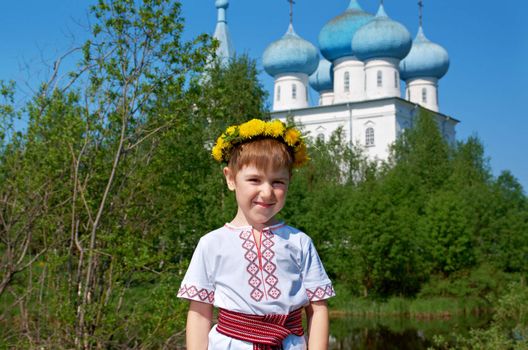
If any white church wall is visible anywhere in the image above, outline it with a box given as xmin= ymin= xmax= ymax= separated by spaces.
xmin=271 ymin=98 xmax=459 ymax=163
xmin=364 ymin=58 xmax=401 ymax=100
xmin=437 ymin=116 xmax=457 ymax=145
xmin=395 ymin=103 xmax=458 ymax=145
xmin=332 ymin=57 xmax=366 ymax=103
xmin=273 ymin=73 xmax=310 ymax=111
xmin=405 ymin=77 xmax=439 ymax=112
xmin=272 ymin=99 xmax=399 ymax=161
xmin=275 ymin=103 xmax=352 ymax=144
xmin=319 ymin=91 xmax=334 ymax=106
xmin=352 ymin=104 xmax=398 ymax=160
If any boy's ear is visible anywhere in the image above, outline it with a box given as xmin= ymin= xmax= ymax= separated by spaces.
xmin=223 ymin=167 xmax=236 ymax=191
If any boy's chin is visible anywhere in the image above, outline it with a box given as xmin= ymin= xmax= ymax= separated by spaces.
xmin=256 ymin=217 xmax=280 ymax=228
xmin=240 ymin=215 xmax=275 ymax=228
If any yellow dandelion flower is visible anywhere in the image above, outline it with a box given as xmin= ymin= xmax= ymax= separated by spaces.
xmin=265 ymin=120 xmax=285 ymax=137
xmin=215 ymin=134 xmax=227 ymax=149
xmin=293 ymin=143 xmax=309 ymax=167
xmin=284 ymin=128 xmax=301 ymax=146
xmin=226 ymin=126 xmax=237 ymax=136
xmin=212 ymin=145 xmax=223 ymax=162
xmin=212 ymin=134 xmax=229 ymax=161
xmin=239 ymin=119 xmax=266 ymax=138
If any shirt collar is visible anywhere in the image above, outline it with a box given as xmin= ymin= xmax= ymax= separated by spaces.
xmin=224 ymin=222 xmax=286 ymax=231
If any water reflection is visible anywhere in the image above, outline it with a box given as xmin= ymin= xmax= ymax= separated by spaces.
xmin=329 ymin=315 xmax=490 ymax=350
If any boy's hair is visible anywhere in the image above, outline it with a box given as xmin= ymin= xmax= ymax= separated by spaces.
xmin=227 ymin=138 xmax=294 ymax=176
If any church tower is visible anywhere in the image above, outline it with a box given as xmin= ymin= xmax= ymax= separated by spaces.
xmin=213 ymin=0 xmax=234 ymax=66
xmin=352 ymin=2 xmax=412 ymax=100
xmin=309 ymin=58 xmax=334 ymax=106
xmin=263 ymin=1 xmax=319 ymax=111
xmin=400 ymin=1 xmax=450 ymax=112
xmin=318 ymin=0 xmax=372 ymax=103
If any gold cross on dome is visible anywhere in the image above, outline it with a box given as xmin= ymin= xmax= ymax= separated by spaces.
xmin=287 ymin=0 xmax=296 ymax=25
xmin=418 ymin=0 xmax=424 ymax=27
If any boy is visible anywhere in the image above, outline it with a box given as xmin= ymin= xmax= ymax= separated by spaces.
xmin=178 ymin=119 xmax=335 ymax=349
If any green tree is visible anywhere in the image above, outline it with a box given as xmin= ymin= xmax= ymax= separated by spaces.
xmin=390 ymin=108 xmax=450 ymax=194
xmin=420 ymin=190 xmax=475 ymax=274
xmin=0 ymin=0 xmax=212 ymax=348
xmin=343 ymin=110 xmax=452 ymax=296
xmin=486 ymin=171 xmax=528 ymax=274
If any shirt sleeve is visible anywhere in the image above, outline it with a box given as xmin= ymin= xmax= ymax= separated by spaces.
xmin=177 ymin=237 xmax=215 ymax=304
xmin=301 ymin=238 xmax=336 ymax=302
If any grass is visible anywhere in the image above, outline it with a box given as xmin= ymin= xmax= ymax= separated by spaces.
xmin=329 ymin=290 xmax=490 ymax=320
xmin=328 ymin=276 xmax=496 ymax=320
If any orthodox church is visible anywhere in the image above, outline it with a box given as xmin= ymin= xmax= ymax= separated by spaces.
xmin=212 ymin=0 xmax=457 ymax=161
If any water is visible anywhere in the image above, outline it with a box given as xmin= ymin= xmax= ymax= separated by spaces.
xmin=329 ymin=314 xmax=490 ymax=350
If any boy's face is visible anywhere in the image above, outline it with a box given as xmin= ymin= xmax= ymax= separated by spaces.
xmin=224 ymin=164 xmax=290 ymax=230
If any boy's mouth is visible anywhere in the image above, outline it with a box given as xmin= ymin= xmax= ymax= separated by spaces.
xmin=254 ymin=201 xmax=275 ymax=208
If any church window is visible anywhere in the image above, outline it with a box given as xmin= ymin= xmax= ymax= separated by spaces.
xmin=317 ymin=133 xmax=325 ymax=143
xmin=277 ymin=86 xmax=281 ymax=101
xmin=407 ymin=89 xmax=410 ymax=100
xmin=365 ymin=127 xmax=375 ymax=147
xmin=344 ymin=72 xmax=350 ymax=92
xmin=377 ymin=71 xmax=383 ymax=88
xmin=422 ymin=88 xmax=427 ymax=103
xmin=436 ymin=89 xmax=439 ymax=105
xmin=292 ymin=84 xmax=297 ymax=99
xmin=306 ymin=87 xmax=309 ymax=101
xmin=394 ymin=71 xmax=399 ymax=88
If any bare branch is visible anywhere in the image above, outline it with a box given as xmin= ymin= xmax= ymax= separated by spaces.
xmin=48 ymin=46 xmax=83 ymax=91
xmin=125 ymin=123 xmax=170 ymax=151
xmin=14 ymin=231 xmax=32 ymax=267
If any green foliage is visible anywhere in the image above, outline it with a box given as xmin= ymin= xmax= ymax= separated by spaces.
xmin=0 ymin=0 xmax=215 ymax=348
xmin=390 ymin=108 xmax=450 ymax=192
xmin=430 ymin=281 xmax=528 ymax=350
xmin=418 ymin=264 xmax=512 ymax=302
xmin=0 ymin=80 xmax=19 ymax=149
xmin=484 ymin=171 xmax=528 ymax=274
xmin=420 ymin=190 xmax=475 ymax=273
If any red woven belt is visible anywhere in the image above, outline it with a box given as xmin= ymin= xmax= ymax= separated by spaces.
xmin=216 ymin=308 xmax=304 ymax=350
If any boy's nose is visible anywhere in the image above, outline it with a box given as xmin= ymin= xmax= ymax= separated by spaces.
xmin=260 ymin=183 xmax=274 ymax=198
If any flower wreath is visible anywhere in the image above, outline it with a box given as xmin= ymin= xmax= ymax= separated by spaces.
xmin=211 ymin=119 xmax=309 ymax=168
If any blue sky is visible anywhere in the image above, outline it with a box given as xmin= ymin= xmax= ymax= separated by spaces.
xmin=1 ymin=1 xmax=527 ymax=191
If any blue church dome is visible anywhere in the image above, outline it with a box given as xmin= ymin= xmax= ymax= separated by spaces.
xmin=309 ymin=58 xmax=333 ymax=92
xmin=263 ymin=24 xmax=319 ymax=77
xmin=318 ymin=0 xmax=373 ymax=62
xmin=400 ymin=27 xmax=449 ymax=80
xmin=352 ymin=5 xmax=412 ymax=61
xmin=215 ymin=0 xmax=228 ymax=9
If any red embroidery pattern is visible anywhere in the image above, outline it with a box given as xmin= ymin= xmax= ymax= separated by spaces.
xmin=178 ymin=284 xmax=215 ymax=303
xmin=239 ymin=229 xmax=281 ymax=302
xmin=306 ymin=283 xmax=335 ymax=301
xmin=240 ymin=230 xmax=264 ymax=301
xmin=261 ymin=231 xmax=281 ymax=299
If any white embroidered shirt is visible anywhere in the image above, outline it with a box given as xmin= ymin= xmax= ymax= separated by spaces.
xmin=177 ymin=222 xmax=335 ymax=349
